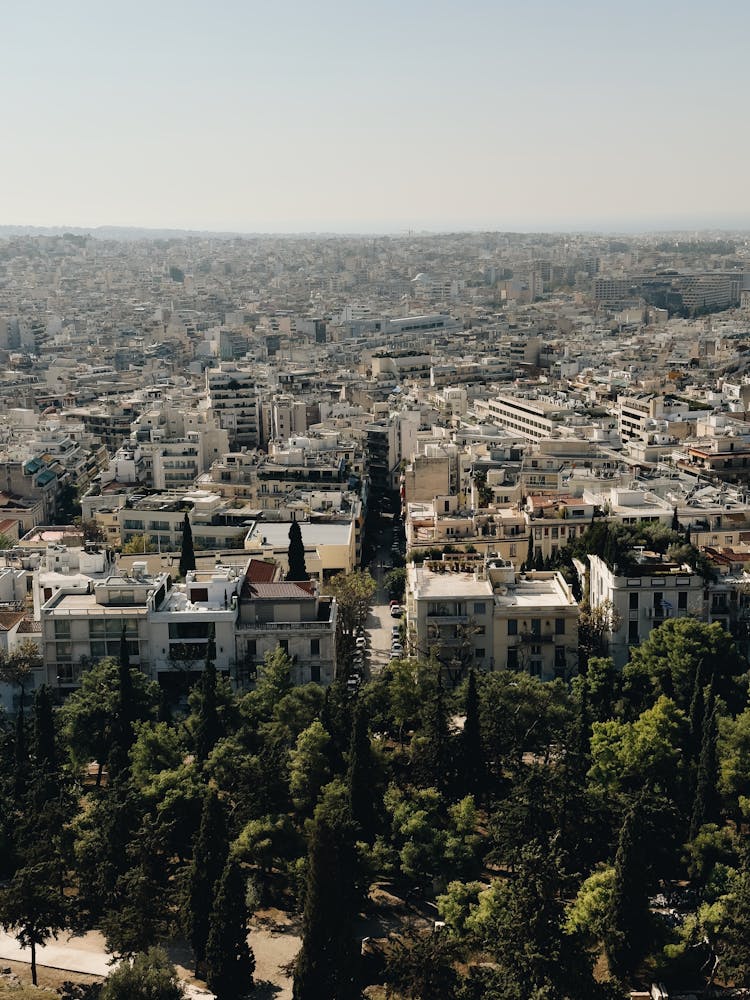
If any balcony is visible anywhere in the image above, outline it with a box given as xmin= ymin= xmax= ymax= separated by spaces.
xmin=237 ymin=619 xmax=331 ymax=631
xmin=519 ymin=632 xmax=555 ymax=644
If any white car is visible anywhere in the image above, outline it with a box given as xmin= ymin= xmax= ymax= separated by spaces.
xmin=390 ymin=642 xmax=404 ymax=657
xmin=355 ymin=636 xmax=367 ymax=649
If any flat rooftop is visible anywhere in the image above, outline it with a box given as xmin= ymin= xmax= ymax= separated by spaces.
xmin=246 ymin=521 xmax=351 ymax=548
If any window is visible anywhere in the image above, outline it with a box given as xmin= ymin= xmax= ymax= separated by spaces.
xmin=678 ymin=591 xmax=687 ymax=610
xmin=473 ymin=602 xmax=486 ymax=615
xmin=507 ymin=619 xmax=518 ymax=636
xmin=475 ymin=648 xmax=485 ymax=660
xmin=310 ymin=638 xmax=320 ymax=656
xmin=310 ymin=664 xmax=321 ymax=683
xmin=507 ymin=648 xmax=518 ymax=669
xmin=628 ymin=621 xmax=639 ymax=644
xmin=555 ymin=646 xmax=566 ymax=668
xmin=555 ymin=618 xmax=565 ymax=635
xmin=629 ymin=592 xmax=639 ymax=611
xmin=531 ymin=619 xmax=541 ymax=636
xmin=279 ymin=639 xmax=289 ymax=654
xmin=54 ymin=620 xmax=71 ymax=639
xmin=245 ymin=640 xmax=256 ymax=658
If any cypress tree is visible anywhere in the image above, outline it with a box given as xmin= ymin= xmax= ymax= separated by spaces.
xmin=418 ymin=673 xmax=452 ymax=792
xmin=688 ymin=661 xmax=708 ymax=763
xmin=109 ymin=628 xmax=136 ymax=777
xmin=205 ymin=859 xmax=255 ymax=1000
xmin=347 ymin=704 xmax=377 ymax=840
xmin=13 ymin=700 xmax=28 ymax=803
xmin=460 ymin=669 xmax=486 ymax=800
xmin=533 ymin=547 xmax=545 ymax=571
xmin=194 ymin=631 xmax=221 ymax=764
xmin=286 ymin=519 xmax=309 ymax=581
xmin=32 ymin=684 xmax=56 ymax=776
xmin=188 ymin=787 xmax=229 ymax=976
xmin=293 ymin=814 xmax=357 ymax=1000
xmin=523 ymin=532 xmax=534 ymax=571
xmin=31 ymin=684 xmax=57 ymax=807
xmin=690 ymin=703 xmax=720 ymax=841
xmin=179 ymin=511 xmax=196 ymax=577
xmin=605 ymin=797 xmax=649 ymax=982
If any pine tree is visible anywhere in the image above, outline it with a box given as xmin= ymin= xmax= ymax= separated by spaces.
xmin=460 ymin=669 xmax=486 ymax=800
xmin=347 ymin=704 xmax=377 ymax=840
xmin=293 ymin=814 xmax=357 ymax=1000
xmin=179 ymin=512 xmax=196 ymax=577
xmin=205 ymin=859 xmax=255 ymax=1000
xmin=605 ymin=797 xmax=649 ymax=982
xmin=286 ymin=519 xmax=309 ymax=581
xmin=188 ymin=787 xmax=229 ymax=976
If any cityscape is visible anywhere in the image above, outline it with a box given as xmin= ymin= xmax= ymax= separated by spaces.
xmin=4 ymin=0 xmax=750 ymax=998
xmin=0 ymin=226 xmax=749 ymax=999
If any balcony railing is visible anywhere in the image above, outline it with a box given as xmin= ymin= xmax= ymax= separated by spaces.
xmin=237 ymin=619 xmax=332 ymax=631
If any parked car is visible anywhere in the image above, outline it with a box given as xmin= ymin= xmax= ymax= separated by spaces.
xmin=355 ymin=636 xmax=367 ymax=649
xmin=390 ymin=604 xmax=402 ymax=618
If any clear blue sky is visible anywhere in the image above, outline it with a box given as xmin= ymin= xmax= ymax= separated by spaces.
xmin=3 ymin=0 xmax=749 ymax=232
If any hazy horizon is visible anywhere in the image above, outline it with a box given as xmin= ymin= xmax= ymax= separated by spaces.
xmin=4 ymin=0 xmax=749 ymax=234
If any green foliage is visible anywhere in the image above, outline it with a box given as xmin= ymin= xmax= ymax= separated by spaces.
xmin=61 ymin=658 xmax=159 ymax=783
xmin=604 ymin=797 xmax=650 ymax=981
xmin=187 ymin=787 xmax=228 ymax=973
xmin=293 ymin=809 xmax=357 ymax=1000
xmin=384 ymin=786 xmax=480 ymax=890
xmin=436 ymin=879 xmax=485 ymax=936
xmin=565 ymin=866 xmax=615 ymax=944
xmin=100 ymin=946 xmax=185 ymax=1000
xmin=122 ymin=534 xmax=154 ymax=554
xmin=588 ymin=696 xmax=687 ymax=799
xmin=289 ymin=719 xmax=331 ymax=814
xmin=286 ymin=519 xmax=309 ymax=581
xmin=205 ymin=859 xmax=255 ymax=1000
xmin=0 ymin=861 xmax=68 ymax=985
xmin=178 ymin=513 xmax=195 ymax=577
xmin=623 ymin=617 xmax=745 ymax=715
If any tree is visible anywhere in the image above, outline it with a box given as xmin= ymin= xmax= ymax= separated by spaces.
xmin=623 ymin=618 xmax=744 ymax=715
xmin=109 ymin=630 xmax=138 ymax=777
xmin=179 ymin=512 xmax=195 ymax=577
xmin=30 ymin=684 xmax=58 ymax=806
xmin=325 ymin=570 xmax=376 ymax=674
xmin=459 ymin=670 xmax=486 ymax=801
xmin=588 ymin=696 xmax=687 ymax=800
xmin=100 ymin=946 xmax=185 ymax=1000
xmin=61 ymin=657 xmax=159 ymax=785
xmin=205 ymin=859 xmax=255 ymax=1000
xmin=523 ymin=532 xmax=534 ymax=572
xmin=690 ymin=700 xmax=720 ymax=841
xmin=286 ymin=519 xmax=309 ymax=582
xmin=188 ymin=788 xmax=229 ymax=977
xmin=0 ymin=861 xmax=68 ymax=985
xmin=0 ymin=639 xmax=42 ymax=701
xmin=193 ymin=636 xmax=221 ymax=764
xmin=604 ymin=798 xmax=649 ymax=981
xmin=289 ymin=719 xmax=331 ymax=815
xmin=293 ymin=811 xmax=358 ymax=1000
xmin=384 ymin=927 xmax=459 ymax=1000
xmin=347 ymin=704 xmax=378 ymax=839
xmin=578 ymin=601 xmax=622 ymax=672
xmin=384 ymin=566 xmax=406 ymax=601
xmin=122 ymin=534 xmax=155 ymax=555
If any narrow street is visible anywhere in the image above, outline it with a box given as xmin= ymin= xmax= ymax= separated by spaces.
xmin=366 ymin=517 xmax=404 ymax=676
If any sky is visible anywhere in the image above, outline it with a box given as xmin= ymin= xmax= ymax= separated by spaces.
xmin=2 ymin=0 xmax=749 ymax=234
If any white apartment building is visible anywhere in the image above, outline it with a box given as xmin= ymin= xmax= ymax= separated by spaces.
xmin=406 ymin=554 xmax=579 ymax=680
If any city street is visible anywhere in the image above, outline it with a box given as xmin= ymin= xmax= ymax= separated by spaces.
xmin=365 ymin=520 xmax=404 ymax=676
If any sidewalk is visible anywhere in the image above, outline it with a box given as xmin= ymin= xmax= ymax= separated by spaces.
xmin=0 ymin=930 xmax=214 ymax=998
